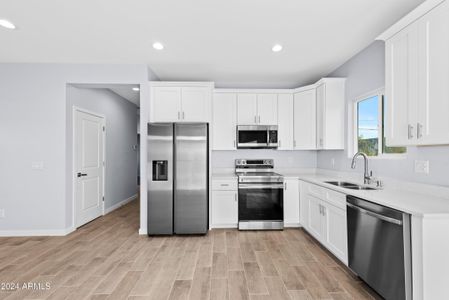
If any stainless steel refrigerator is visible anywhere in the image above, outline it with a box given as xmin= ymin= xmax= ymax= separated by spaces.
xmin=147 ymin=123 xmax=208 ymax=235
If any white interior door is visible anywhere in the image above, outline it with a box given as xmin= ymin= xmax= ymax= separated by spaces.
xmin=75 ymin=109 xmax=105 ymax=228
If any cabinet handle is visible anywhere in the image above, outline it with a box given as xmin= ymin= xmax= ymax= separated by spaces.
xmin=182 ymin=111 xmax=185 ymax=120
xmin=320 ymin=138 xmax=323 ymax=147
xmin=220 ymin=184 xmax=229 ymax=187
xmin=322 ymin=206 xmax=326 ymax=216
xmin=294 ymin=140 xmax=296 ymax=148
xmin=285 ymin=182 xmax=287 ymax=190
xmin=254 ymin=116 xmax=257 ymax=124
xmin=319 ymin=205 xmax=322 ymax=215
xmin=417 ymin=123 xmax=423 ymax=139
xmin=258 ymin=115 xmax=261 ymax=123
xmin=233 ymin=140 xmax=236 ymax=148
xmin=408 ymin=124 xmax=414 ymax=139
xmin=178 ymin=111 xmax=180 ymax=120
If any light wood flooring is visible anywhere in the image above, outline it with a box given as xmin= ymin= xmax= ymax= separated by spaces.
xmin=0 ymin=200 xmax=380 ymax=300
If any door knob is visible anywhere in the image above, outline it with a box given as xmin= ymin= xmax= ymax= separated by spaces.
xmin=77 ymin=172 xmax=87 ymax=177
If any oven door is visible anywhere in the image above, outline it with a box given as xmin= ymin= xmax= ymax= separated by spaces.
xmin=237 ymin=127 xmax=268 ymax=148
xmin=238 ymin=183 xmax=283 ymax=223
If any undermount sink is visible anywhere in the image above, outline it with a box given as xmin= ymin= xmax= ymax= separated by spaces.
xmin=324 ymin=181 xmax=377 ymax=190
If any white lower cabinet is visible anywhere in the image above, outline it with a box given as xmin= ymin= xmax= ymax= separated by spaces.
xmin=283 ymin=178 xmax=300 ymax=226
xmin=300 ymin=180 xmax=348 ymax=264
xmin=211 ymin=178 xmax=238 ymax=228
xmin=325 ymin=202 xmax=347 ymax=262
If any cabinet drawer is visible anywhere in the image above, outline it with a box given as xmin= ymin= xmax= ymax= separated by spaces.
xmin=324 ymin=189 xmax=346 ymax=210
xmin=212 ymin=179 xmax=237 ymax=191
xmin=306 ymin=183 xmax=326 ymax=199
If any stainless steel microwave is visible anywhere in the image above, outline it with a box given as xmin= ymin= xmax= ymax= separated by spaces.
xmin=237 ymin=125 xmax=278 ymax=149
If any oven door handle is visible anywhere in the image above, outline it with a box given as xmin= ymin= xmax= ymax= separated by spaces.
xmin=239 ymin=184 xmax=284 ymax=189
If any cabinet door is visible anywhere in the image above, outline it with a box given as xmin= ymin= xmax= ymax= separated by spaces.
xmin=212 ymin=93 xmax=237 ymax=150
xmin=299 ymin=181 xmax=309 ymax=228
xmin=257 ymin=94 xmax=278 ymax=125
xmin=294 ymin=89 xmax=317 ymax=149
xmin=417 ymin=1 xmax=449 ymax=145
xmin=283 ymin=179 xmax=299 ymax=226
xmin=277 ymin=94 xmax=294 ymax=150
xmin=324 ymin=202 xmax=348 ymax=264
xmin=181 ymin=87 xmax=211 ymax=122
xmin=385 ymin=24 xmax=419 ymax=146
xmin=237 ymin=94 xmax=258 ymax=125
xmin=308 ymin=195 xmax=323 ymax=241
xmin=212 ymin=190 xmax=238 ymax=227
xmin=316 ymin=84 xmax=325 ymax=149
xmin=151 ymin=87 xmax=182 ymax=122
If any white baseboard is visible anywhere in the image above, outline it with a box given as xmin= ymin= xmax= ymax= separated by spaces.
xmin=104 ymin=194 xmax=138 ymax=215
xmin=0 ymin=226 xmax=75 ymax=237
xmin=139 ymin=228 xmax=147 ymax=235
xmin=284 ymin=223 xmax=302 ymax=228
xmin=210 ymin=224 xmax=238 ymax=229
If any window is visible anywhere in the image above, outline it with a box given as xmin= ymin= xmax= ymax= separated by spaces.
xmin=354 ymin=91 xmax=406 ymax=157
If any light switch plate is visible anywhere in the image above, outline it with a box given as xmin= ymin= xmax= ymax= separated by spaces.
xmin=415 ymin=160 xmax=430 ymax=174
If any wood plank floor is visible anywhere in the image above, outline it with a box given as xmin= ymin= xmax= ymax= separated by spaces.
xmin=0 ymin=200 xmax=381 ymax=300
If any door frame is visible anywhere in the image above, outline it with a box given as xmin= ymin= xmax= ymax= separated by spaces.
xmin=72 ymin=106 xmax=106 ymax=229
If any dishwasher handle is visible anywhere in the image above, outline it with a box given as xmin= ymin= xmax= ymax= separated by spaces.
xmin=347 ymin=202 xmax=403 ymax=225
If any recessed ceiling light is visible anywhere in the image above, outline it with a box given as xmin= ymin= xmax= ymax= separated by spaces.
xmin=0 ymin=19 xmax=16 ymax=30
xmin=132 ymin=87 xmax=140 ymax=92
xmin=272 ymin=44 xmax=283 ymax=52
xmin=153 ymin=42 xmax=164 ymax=50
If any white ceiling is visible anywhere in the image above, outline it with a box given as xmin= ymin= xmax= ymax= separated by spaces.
xmin=71 ymin=84 xmax=140 ymax=105
xmin=109 ymin=86 xmax=140 ymax=106
xmin=1 ymin=0 xmax=424 ymax=88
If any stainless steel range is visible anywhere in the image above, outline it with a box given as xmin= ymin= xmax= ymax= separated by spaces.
xmin=235 ymin=159 xmax=283 ymax=230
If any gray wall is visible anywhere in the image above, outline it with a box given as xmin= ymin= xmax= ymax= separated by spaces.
xmin=0 ymin=63 xmax=150 ymax=234
xmin=67 ymin=87 xmax=138 ymax=211
xmin=212 ymin=150 xmax=317 ymax=169
xmin=317 ymin=41 xmax=449 ymax=187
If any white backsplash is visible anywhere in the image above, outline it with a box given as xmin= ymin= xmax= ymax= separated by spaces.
xmin=211 ymin=150 xmax=317 ymax=169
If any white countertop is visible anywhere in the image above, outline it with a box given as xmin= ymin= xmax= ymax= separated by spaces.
xmin=211 ymin=168 xmax=449 ymax=217
xmin=291 ymin=173 xmax=449 ymax=218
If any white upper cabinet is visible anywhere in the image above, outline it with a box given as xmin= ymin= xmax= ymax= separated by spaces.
xmin=237 ymin=93 xmax=278 ymax=125
xmin=237 ymin=93 xmax=258 ymax=125
xmin=315 ymin=79 xmax=346 ymax=150
xmin=416 ymin=1 xmax=449 ymax=145
xmin=181 ymin=87 xmax=212 ymax=122
xmin=149 ymin=82 xmax=213 ymax=123
xmin=257 ymin=94 xmax=278 ymax=125
xmin=382 ymin=0 xmax=449 ymax=146
xmin=213 ymin=93 xmax=237 ymax=150
xmin=294 ymin=88 xmax=317 ymax=150
xmin=151 ymin=87 xmax=182 ymax=122
xmin=277 ymin=94 xmax=294 ymax=150
xmin=385 ymin=24 xmax=419 ymax=146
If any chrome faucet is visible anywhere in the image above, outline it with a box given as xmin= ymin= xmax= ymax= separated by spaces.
xmin=351 ymin=152 xmax=373 ymax=184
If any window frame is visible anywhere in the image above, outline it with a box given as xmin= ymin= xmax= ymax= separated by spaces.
xmin=351 ymin=88 xmax=406 ymax=159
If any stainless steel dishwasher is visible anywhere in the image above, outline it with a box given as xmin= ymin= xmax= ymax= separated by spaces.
xmin=347 ymin=196 xmax=412 ymax=300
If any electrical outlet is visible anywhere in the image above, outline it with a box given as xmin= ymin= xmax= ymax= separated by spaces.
xmin=415 ymin=160 xmax=430 ymax=174
xmin=31 ymin=161 xmax=44 ymax=170
xmin=0 ymin=209 xmax=5 ymax=219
